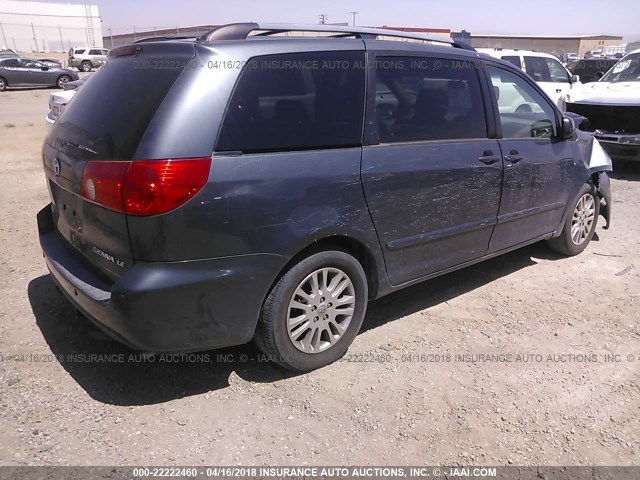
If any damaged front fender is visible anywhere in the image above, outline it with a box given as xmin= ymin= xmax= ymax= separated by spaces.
xmin=576 ymin=130 xmax=613 ymax=229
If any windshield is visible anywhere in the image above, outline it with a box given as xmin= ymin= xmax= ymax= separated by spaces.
xmin=601 ymin=53 xmax=640 ymax=82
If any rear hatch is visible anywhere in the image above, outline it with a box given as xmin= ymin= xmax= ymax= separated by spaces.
xmin=43 ymin=43 xmax=193 ymax=280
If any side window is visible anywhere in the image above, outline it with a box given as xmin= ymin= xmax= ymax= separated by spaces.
xmin=89 ymin=49 xmax=102 ymax=55
xmin=1 ymin=59 xmax=20 ymax=68
xmin=75 ymin=49 xmax=86 ymax=55
xmin=217 ymin=51 xmax=365 ymax=152
xmin=20 ymin=59 xmax=43 ymax=68
xmin=501 ymin=56 xmax=521 ymax=69
xmin=487 ymin=66 xmax=557 ymax=139
xmin=374 ymin=57 xmax=487 ymax=143
xmin=545 ymin=58 xmax=569 ymax=83
xmin=523 ymin=56 xmax=551 ymax=82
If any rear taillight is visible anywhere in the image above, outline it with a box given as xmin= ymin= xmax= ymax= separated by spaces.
xmin=81 ymin=158 xmax=211 ymax=216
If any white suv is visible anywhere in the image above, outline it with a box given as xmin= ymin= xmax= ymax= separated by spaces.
xmin=478 ymin=48 xmax=580 ymax=109
xmin=68 ymin=47 xmax=108 ymax=72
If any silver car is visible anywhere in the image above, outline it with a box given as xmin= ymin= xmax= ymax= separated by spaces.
xmin=0 ymin=57 xmax=79 ymax=91
xmin=68 ymin=47 xmax=108 ymax=72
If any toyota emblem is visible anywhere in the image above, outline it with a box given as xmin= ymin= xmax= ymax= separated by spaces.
xmin=53 ymin=158 xmax=61 ymax=176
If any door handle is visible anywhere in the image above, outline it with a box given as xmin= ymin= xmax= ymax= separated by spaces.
xmin=505 ymin=149 xmax=522 ymax=164
xmin=478 ymin=150 xmax=500 ymax=165
xmin=556 ymin=88 xmax=562 ymax=93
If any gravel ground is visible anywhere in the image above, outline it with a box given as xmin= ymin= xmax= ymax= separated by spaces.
xmin=0 ymin=87 xmax=638 ymax=467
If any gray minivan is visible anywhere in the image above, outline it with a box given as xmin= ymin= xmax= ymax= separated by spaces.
xmin=38 ymin=23 xmax=612 ymax=371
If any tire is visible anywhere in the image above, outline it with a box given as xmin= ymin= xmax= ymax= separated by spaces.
xmin=0 ymin=77 xmax=6 ymax=91
xmin=547 ymin=183 xmax=599 ymax=256
xmin=254 ymin=250 xmax=368 ymax=372
xmin=81 ymin=61 xmax=92 ymax=72
xmin=57 ymin=75 xmax=71 ymax=88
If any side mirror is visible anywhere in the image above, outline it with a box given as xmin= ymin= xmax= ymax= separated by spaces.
xmin=596 ymin=71 xmax=604 ymax=79
xmin=571 ymin=74 xmax=580 ymax=83
xmin=561 ymin=116 xmax=575 ymax=140
xmin=40 ymin=66 xmax=49 ymax=71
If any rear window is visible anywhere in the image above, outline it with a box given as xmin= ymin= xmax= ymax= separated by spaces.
xmin=217 ymin=51 xmax=366 ymax=152
xmin=51 ymin=57 xmax=182 ymax=160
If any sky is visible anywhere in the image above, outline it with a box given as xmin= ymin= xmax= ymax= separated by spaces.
xmin=34 ymin=0 xmax=640 ymax=40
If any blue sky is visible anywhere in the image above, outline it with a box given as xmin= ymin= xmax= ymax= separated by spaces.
xmin=38 ymin=0 xmax=640 ymax=40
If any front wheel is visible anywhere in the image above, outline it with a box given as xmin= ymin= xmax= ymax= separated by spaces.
xmin=254 ymin=250 xmax=368 ymax=372
xmin=80 ymin=61 xmax=92 ymax=72
xmin=0 ymin=77 xmax=6 ymax=91
xmin=547 ymin=183 xmax=599 ymax=256
xmin=57 ymin=75 xmax=71 ymax=88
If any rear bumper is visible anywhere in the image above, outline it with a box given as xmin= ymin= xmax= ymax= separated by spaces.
xmin=37 ymin=204 xmax=286 ymax=353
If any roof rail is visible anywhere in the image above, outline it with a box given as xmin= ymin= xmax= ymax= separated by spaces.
xmin=198 ymin=22 xmax=475 ymax=51
xmin=133 ymin=36 xmax=198 ymax=43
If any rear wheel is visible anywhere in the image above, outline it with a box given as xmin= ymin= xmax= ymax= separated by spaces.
xmin=547 ymin=183 xmax=599 ymax=256
xmin=254 ymin=250 xmax=368 ymax=372
xmin=57 ymin=75 xmax=71 ymax=88
xmin=0 ymin=77 xmax=6 ymax=91
xmin=81 ymin=61 xmax=92 ymax=72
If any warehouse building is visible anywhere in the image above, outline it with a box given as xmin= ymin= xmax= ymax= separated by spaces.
xmin=470 ymin=34 xmax=623 ymax=57
xmin=0 ymin=0 xmax=102 ymax=52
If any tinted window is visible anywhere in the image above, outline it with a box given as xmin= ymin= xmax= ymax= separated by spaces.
xmin=89 ymin=49 xmax=102 ymax=55
xmin=523 ymin=56 xmax=551 ymax=82
xmin=488 ymin=66 xmax=557 ymax=139
xmin=374 ymin=57 xmax=487 ymax=143
xmin=74 ymin=49 xmax=86 ymax=55
xmin=52 ymin=58 xmax=182 ymax=160
xmin=1 ymin=59 xmax=20 ymax=68
xmin=217 ymin=51 xmax=365 ymax=152
xmin=501 ymin=56 xmax=521 ymax=68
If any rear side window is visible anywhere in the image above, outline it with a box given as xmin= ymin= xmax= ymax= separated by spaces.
xmin=1 ymin=59 xmax=19 ymax=68
xmin=89 ymin=49 xmax=102 ymax=55
xmin=545 ymin=58 xmax=569 ymax=83
xmin=53 ymin=58 xmax=182 ymax=160
xmin=374 ymin=57 xmax=487 ymax=143
xmin=217 ymin=51 xmax=365 ymax=152
xmin=74 ymin=49 xmax=86 ymax=55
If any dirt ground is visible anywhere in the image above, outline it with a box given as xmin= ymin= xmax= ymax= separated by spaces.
xmin=0 ymin=87 xmax=638 ymax=467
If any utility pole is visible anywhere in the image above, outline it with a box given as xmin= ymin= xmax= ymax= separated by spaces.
xmin=58 ymin=26 xmax=64 ymax=52
xmin=31 ymin=22 xmax=39 ymax=52
xmin=318 ymin=14 xmax=327 ymax=25
xmin=349 ymin=11 xmax=358 ymax=27
xmin=0 ymin=22 xmax=7 ymax=48
xmin=109 ymin=26 xmax=113 ymax=48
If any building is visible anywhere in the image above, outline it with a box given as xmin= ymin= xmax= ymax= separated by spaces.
xmin=0 ymin=0 xmax=102 ymax=52
xmin=470 ymin=34 xmax=623 ymax=57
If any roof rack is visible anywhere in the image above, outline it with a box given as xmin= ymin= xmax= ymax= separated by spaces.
xmin=133 ymin=36 xmax=198 ymax=43
xmin=198 ymin=22 xmax=475 ymax=51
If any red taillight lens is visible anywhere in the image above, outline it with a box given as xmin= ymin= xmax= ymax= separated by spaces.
xmin=81 ymin=161 xmax=130 ymax=212
xmin=81 ymin=158 xmax=211 ymax=216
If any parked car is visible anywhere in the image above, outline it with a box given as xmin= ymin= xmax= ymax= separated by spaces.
xmin=478 ymin=48 xmax=580 ymax=108
xmin=0 ymin=57 xmax=78 ymax=91
xmin=567 ymin=59 xmax=618 ymax=83
xmin=0 ymin=47 xmax=21 ymax=57
xmin=38 ymin=23 xmax=612 ymax=372
xmin=566 ymin=53 xmax=580 ymax=62
xmin=565 ymin=49 xmax=640 ymax=162
xmin=45 ymin=74 xmax=92 ymax=128
xmin=68 ymin=47 xmax=108 ymax=71
xmin=585 ymin=50 xmax=605 ymax=59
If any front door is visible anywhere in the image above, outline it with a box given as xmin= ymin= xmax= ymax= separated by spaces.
xmin=523 ymin=55 xmax=573 ymax=108
xmin=361 ymin=54 xmax=503 ymax=286
xmin=485 ymin=65 xmax=574 ymax=253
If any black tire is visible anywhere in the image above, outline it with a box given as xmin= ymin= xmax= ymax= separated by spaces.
xmin=0 ymin=77 xmax=6 ymax=91
xmin=81 ymin=61 xmax=92 ymax=72
xmin=254 ymin=250 xmax=368 ymax=372
xmin=57 ymin=75 xmax=71 ymax=88
xmin=547 ymin=183 xmax=599 ymax=256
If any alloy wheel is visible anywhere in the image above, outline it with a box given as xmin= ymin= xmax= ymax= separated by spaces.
xmin=571 ymin=193 xmax=596 ymax=245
